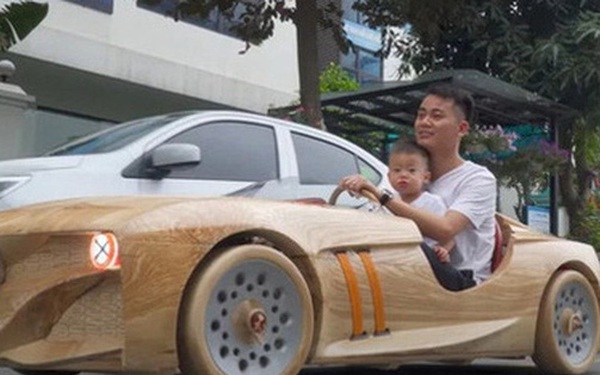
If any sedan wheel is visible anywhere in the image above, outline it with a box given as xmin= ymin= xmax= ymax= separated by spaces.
xmin=178 ymin=244 xmax=314 ymax=375
xmin=533 ymin=270 xmax=600 ymax=374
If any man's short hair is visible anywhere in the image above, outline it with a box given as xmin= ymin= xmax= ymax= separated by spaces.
xmin=426 ymin=84 xmax=475 ymax=124
xmin=390 ymin=139 xmax=431 ymax=170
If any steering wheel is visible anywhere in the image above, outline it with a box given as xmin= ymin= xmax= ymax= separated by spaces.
xmin=328 ymin=186 xmax=380 ymax=206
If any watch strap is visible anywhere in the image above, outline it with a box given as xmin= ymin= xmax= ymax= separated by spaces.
xmin=379 ymin=189 xmax=393 ymax=206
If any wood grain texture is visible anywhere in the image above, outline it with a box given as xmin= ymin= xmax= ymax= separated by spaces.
xmin=0 ymin=197 xmax=597 ymax=373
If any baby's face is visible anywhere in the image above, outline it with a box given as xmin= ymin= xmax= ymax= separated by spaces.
xmin=387 ymin=152 xmax=431 ymax=199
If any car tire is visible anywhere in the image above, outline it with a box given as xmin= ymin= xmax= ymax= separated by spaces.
xmin=178 ymin=244 xmax=314 ymax=375
xmin=533 ymin=270 xmax=600 ymax=374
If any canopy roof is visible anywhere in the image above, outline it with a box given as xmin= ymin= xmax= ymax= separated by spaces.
xmin=321 ymin=69 xmax=577 ymax=134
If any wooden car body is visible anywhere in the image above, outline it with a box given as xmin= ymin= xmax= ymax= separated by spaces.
xmin=0 ymin=196 xmax=597 ymax=374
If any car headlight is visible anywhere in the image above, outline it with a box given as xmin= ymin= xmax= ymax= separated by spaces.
xmin=89 ymin=232 xmax=121 ymax=270
xmin=0 ymin=176 xmax=30 ymax=198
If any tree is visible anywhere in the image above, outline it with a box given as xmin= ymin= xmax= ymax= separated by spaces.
xmin=0 ymin=1 xmax=48 ymax=51
xmin=139 ymin=0 xmax=351 ymax=130
xmin=319 ymin=61 xmax=359 ymax=93
xmin=357 ymin=0 xmax=600 ymax=240
xmin=462 ymin=125 xmax=569 ymax=222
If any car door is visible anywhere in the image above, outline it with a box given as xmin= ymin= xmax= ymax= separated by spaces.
xmin=133 ymin=120 xmax=280 ymax=197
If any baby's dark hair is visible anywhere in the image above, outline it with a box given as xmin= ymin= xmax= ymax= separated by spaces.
xmin=426 ymin=83 xmax=475 ymax=124
xmin=390 ymin=139 xmax=431 ymax=169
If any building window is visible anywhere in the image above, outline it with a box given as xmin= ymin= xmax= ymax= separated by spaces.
xmin=341 ymin=47 xmax=382 ymax=84
xmin=64 ymin=0 xmax=114 ymax=14
xmin=137 ymin=0 xmax=251 ymax=39
xmin=341 ymin=0 xmax=365 ymax=24
xmin=340 ymin=0 xmax=382 ymax=83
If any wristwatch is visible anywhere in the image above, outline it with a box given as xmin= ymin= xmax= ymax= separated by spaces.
xmin=378 ymin=189 xmax=393 ymax=206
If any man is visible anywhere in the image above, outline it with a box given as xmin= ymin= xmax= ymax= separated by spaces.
xmin=340 ymin=84 xmax=497 ymax=291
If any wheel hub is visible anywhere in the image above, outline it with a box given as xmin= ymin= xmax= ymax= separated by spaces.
xmin=561 ymin=308 xmax=583 ymax=337
xmin=232 ymin=300 xmax=267 ymax=344
xmin=249 ymin=309 xmax=267 ymax=335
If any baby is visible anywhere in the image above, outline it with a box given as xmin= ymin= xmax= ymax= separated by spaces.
xmin=384 ymin=140 xmax=453 ymax=263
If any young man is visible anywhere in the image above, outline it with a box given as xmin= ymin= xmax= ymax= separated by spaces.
xmin=340 ymin=84 xmax=497 ymax=291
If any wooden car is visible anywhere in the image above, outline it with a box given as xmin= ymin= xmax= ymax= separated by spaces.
xmin=0 ymin=192 xmax=598 ymax=375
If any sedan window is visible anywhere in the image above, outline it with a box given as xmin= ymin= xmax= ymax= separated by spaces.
xmin=358 ymin=157 xmax=382 ymax=185
xmin=166 ymin=122 xmax=278 ymax=181
xmin=292 ymin=132 xmax=359 ymax=185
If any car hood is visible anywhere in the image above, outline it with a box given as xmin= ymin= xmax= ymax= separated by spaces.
xmin=0 ymin=155 xmax=84 ymax=176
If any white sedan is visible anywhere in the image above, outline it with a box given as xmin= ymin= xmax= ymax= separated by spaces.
xmin=0 ymin=111 xmax=389 ymax=210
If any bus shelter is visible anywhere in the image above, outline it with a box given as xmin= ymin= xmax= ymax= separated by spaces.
xmin=320 ymin=69 xmax=577 ymax=235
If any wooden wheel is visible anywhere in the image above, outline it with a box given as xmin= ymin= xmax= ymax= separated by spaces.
xmin=328 ymin=186 xmax=379 ymax=205
xmin=178 ymin=244 xmax=314 ymax=375
xmin=533 ymin=270 xmax=600 ymax=374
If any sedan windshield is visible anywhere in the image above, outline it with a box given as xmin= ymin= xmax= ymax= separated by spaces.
xmin=46 ymin=112 xmax=196 ymax=156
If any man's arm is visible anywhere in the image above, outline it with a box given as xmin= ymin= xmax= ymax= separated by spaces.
xmin=384 ymin=199 xmax=470 ymax=244
xmin=339 ymin=174 xmax=470 ymax=244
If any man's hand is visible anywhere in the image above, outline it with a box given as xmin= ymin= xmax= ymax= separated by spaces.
xmin=433 ymin=245 xmax=450 ymax=263
xmin=339 ymin=175 xmax=377 ymax=197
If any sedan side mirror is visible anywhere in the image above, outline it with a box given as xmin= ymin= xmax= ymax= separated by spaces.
xmin=150 ymin=143 xmax=201 ymax=170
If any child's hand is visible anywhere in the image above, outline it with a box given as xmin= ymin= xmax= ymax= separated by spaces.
xmin=433 ymin=245 xmax=450 ymax=263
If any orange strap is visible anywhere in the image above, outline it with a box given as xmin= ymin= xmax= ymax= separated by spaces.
xmin=358 ymin=251 xmax=387 ymax=334
xmin=335 ymin=252 xmax=364 ymax=338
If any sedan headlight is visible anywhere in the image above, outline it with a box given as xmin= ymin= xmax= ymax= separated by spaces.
xmin=0 ymin=176 xmax=30 ymax=198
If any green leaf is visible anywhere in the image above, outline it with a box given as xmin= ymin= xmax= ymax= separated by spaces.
xmin=319 ymin=62 xmax=360 ymax=93
xmin=0 ymin=1 xmax=48 ymax=51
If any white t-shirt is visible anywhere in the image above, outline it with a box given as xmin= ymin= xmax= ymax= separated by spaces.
xmin=411 ymin=191 xmax=447 ymax=248
xmin=428 ymin=161 xmax=497 ymax=284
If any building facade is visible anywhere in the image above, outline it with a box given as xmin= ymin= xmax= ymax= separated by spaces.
xmin=0 ymin=0 xmax=299 ymax=157
xmin=317 ymin=0 xmax=404 ymax=85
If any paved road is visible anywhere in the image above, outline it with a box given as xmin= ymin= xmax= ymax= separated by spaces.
xmin=3 ymin=358 xmax=600 ymax=375
xmin=299 ymin=358 xmax=600 ymax=375
xmin=300 ymin=358 xmax=545 ymax=374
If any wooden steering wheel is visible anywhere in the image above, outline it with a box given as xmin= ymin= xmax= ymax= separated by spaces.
xmin=328 ymin=186 xmax=380 ymax=206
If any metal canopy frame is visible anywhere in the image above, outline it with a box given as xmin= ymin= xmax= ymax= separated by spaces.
xmin=321 ymin=69 xmax=577 ymax=133
xmin=320 ymin=69 xmax=578 ymax=235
